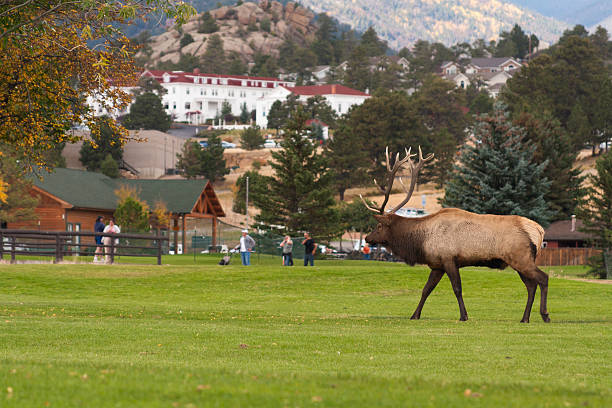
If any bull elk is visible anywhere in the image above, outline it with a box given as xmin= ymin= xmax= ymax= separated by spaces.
xmin=360 ymin=147 xmax=550 ymax=323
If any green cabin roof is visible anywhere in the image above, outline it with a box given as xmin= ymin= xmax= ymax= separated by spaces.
xmin=32 ymin=168 xmax=221 ymax=215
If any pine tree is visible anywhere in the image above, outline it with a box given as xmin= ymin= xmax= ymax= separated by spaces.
xmin=324 ymin=123 xmax=368 ymax=200
xmin=200 ymin=133 xmax=229 ymax=182
xmin=123 ymin=92 xmax=171 ymax=132
xmin=176 ymin=141 xmax=202 ymax=179
xmin=515 ymin=112 xmax=586 ymax=221
xmin=576 ymin=151 xmax=612 ymax=278
xmin=100 ymin=154 xmax=120 ymax=179
xmin=442 ymin=103 xmax=553 ymax=226
xmin=79 ymin=117 xmax=124 ymax=172
xmin=201 ymin=34 xmax=226 ymax=74
xmin=239 ymin=126 xmax=264 ymax=150
xmin=198 ymin=11 xmax=218 ymax=34
xmin=254 ymin=107 xmax=338 ymax=240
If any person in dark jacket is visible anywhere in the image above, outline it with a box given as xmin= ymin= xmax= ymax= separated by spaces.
xmin=93 ymin=216 xmax=104 ymax=262
xmin=302 ymin=232 xmax=317 ymax=266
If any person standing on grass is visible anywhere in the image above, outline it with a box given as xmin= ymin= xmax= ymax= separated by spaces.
xmin=102 ymin=219 xmax=120 ymax=263
xmin=280 ymin=235 xmax=293 ymax=266
xmin=93 ymin=216 xmax=105 ymax=263
xmin=302 ymin=232 xmax=317 ymax=266
xmin=362 ymin=243 xmax=371 ymax=260
xmin=235 ymin=229 xmax=256 ymax=266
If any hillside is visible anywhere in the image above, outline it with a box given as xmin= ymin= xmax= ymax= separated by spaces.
xmin=137 ymin=1 xmax=316 ymax=68
xmin=506 ymin=0 xmax=612 ymax=27
xmin=299 ymin=0 xmax=569 ymax=49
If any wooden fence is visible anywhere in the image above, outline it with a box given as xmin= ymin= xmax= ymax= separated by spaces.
xmin=536 ymin=248 xmax=601 ymax=266
xmin=0 ymin=229 xmax=169 ymax=265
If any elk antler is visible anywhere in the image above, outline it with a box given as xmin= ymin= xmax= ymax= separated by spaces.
xmin=360 ymin=146 xmax=433 ymax=214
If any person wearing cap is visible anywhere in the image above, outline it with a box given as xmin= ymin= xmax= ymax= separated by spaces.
xmin=235 ymin=229 xmax=256 ymax=266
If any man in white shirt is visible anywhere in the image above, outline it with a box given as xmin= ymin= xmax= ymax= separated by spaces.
xmin=235 ymin=229 xmax=256 ymax=266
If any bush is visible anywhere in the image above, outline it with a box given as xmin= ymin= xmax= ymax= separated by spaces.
xmin=180 ymin=33 xmax=194 ymax=48
xmin=240 ymin=126 xmax=264 ymax=150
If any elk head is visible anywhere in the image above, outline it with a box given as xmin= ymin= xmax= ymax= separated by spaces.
xmin=361 ymin=146 xmax=434 ymax=246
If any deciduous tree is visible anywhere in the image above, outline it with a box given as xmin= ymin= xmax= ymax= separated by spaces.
xmin=0 ymin=0 xmax=194 ymax=167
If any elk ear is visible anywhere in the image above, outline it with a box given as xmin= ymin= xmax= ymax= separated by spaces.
xmin=373 ymin=214 xmax=392 ymax=226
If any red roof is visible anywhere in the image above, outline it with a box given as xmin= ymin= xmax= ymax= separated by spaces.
xmin=305 ymin=119 xmax=329 ymax=127
xmin=141 ymin=70 xmax=292 ymax=88
xmin=284 ymin=84 xmax=369 ymax=97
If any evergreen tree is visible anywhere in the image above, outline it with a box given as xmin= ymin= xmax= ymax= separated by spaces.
xmin=240 ymin=126 xmax=264 ymax=150
xmin=232 ymin=170 xmax=268 ymax=214
xmin=239 ymin=102 xmax=250 ymax=124
xmin=359 ymin=27 xmax=387 ymax=57
xmin=305 ymin=95 xmax=336 ymax=128
xmin=176 ymin=141 xmax=202 ymax=179
xmin=79 ymin=118 xmax=123 ymax=172
xmin=324 ymin=123 xmax=368 ymax=200
xmin=266 ymin=100 xmax=286 ymax=132
xmin=198 ymin=11 xmax=219 ymax=34
xmin=344 ymin=91 xmax=430 ymax=186
xmin=200 ymin=132 xmax=229 ymax=182
xmin=442 ymin=103 xmax=553 ymax=227
xmin=503 ymin=35 xmax=611 ymax=153
xmin=123 ymin=92 xmax=171 ymax=132
xmin=343 ymin=45 xmax=371 ymax=92
xmin=515 ymin=112 xmax=586 ymax=221
xmin=409 ymin=75 xmax=468 ymax=185
xmin=180 ymin=33 xmax=194 ymax=48
xmin=339 ymin=198 xmax=378 ymax=248
xmin=576 ymin=152 xmax=612 ymax=278
xmin=201 ymin=34 xmax=226 ymax=74
xmin=0 ymin=149 xmax=39 ymax=226
xmin=254 ymin=107 xmax=338 ymax=240
xmin=100 ymin=153 xmax=120 ymax=179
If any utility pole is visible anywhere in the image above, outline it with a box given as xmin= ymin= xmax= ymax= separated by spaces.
xmin=245 ymin=176 xmax=249 ymax=229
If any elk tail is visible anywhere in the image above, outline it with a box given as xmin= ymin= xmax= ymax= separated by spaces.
xmin=521 ymin=219 xmax=545 ymax=260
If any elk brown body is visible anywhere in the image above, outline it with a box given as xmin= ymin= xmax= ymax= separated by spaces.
xmin=361 ymin=147 xmax=550 ymax=323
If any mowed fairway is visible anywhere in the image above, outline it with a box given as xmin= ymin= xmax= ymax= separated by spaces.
xmin=0 ymin=257 xmax=610 ymax=407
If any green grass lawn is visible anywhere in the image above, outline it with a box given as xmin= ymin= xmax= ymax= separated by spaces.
xmin=0 ymin=257 xmax=610 ymax=407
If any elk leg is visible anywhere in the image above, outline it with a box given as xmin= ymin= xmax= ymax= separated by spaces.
xmin=445 ymin=263 xmax=468 ymax=321
xmin=411 ymin=268 xmax=444 ymax=320
xmin=517 ymin=272 xmax=537 ymax=323
xmin=534 ymin=268 xmax=550 ymax=323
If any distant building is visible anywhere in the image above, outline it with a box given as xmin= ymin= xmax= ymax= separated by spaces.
xmin=255 ymin=84 xmax=370 ymax=128
xmin=544 ymin=217 xmax=593 ymax=248
xmin=440 ymin=57 xmax=522 ymax=96
xmin=89 ymin=69 xmax=295 ymax=125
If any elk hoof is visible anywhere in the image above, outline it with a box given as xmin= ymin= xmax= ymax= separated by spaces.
xmin=520 ymin=318 xmax=529 ymax=323
xmin=459 ymin=316 xmax=468 ymax=321
xmin=410 ymin=314 xmax=420 ymax=320
xmin=541 ymin=314 xmax=551 ymax=323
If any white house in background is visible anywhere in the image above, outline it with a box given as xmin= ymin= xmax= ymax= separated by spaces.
xmin=89 ymin=69 xmax=295 ymax=124
xmin=255 ymin=84 xmax=370 ymax=128
xmin=465 ymin=57 xmax=522 ymax=74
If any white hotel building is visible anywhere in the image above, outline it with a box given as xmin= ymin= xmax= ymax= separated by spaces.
xmin=90 ymin=69 xmax=369 ymax=128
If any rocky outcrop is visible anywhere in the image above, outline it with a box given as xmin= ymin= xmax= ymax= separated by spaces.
xmin=138 ymin=0 xmax=317 ymax=68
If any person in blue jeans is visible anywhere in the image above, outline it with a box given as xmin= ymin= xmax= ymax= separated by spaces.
xmin=235 ymin=229 xmax=256 ymax=266
xmin=302 ymin=232 xmax=317 ymax=266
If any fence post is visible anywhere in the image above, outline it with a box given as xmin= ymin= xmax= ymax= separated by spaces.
xmin=0 ymin=230 xmax=3 ymax=260
xmin=157 ymin=238 xmax=162 ymax=265
xmin=54 ymin=233 xmax=63 ymax=263
xmin=110 ymin=238 xmax=115 ymax=264
xmin=10 ymin=236 xmax=16 ymax=264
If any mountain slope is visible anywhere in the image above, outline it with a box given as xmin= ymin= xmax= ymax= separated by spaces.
xmin=504 ymin=0 xmax=612 ymax=27
xmin=298 ymin=0 xmax=569 ymax=49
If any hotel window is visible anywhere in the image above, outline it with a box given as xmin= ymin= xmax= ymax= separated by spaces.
xmin=186 ymin=88 xmax=190 ymax=95
xmin=172 ymin=102 xmax=176 ymax=109
xmin=185 ymin=102 xmax=190 ymax=110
